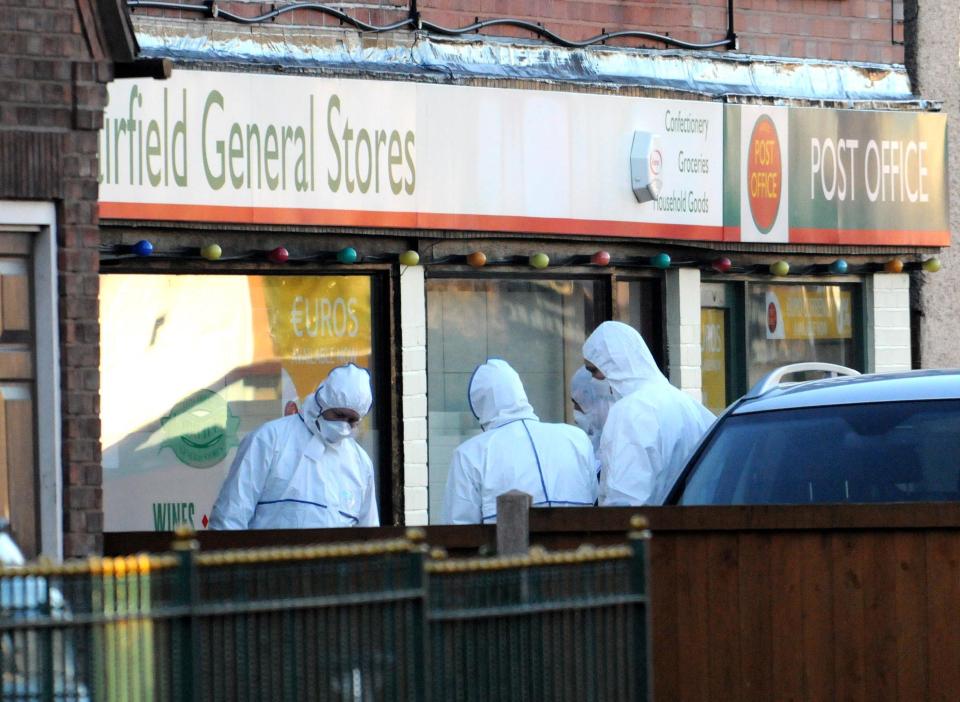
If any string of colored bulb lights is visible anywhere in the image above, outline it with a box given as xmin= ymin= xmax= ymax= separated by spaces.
xmin=99 ymin=241 xmax=943 ymax=275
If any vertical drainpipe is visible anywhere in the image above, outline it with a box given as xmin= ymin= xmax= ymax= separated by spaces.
xmin=409 ymin=0 xmax=421 ymax=29
xmin=726 ymin=0 xmax=738 ymax=50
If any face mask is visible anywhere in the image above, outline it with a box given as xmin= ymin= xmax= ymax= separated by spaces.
xmin=573 ymin=409 xmax=592 ymax=434
xmin=317 ymin=417 xmax=353 ymax=445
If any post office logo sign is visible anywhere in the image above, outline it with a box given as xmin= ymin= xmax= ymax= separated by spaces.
xmin=747 ymin=115 xmax=782 ymax=234
xmin=740 ymin=106 xmax=790 ymax=243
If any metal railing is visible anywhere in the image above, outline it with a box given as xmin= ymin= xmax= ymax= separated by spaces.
xmin=0 ymin=521 xmax=649 ymax=701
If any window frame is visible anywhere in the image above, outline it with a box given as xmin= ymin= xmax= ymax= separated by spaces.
xmin=703 ymin=274 xmax=867 ymax=400
xmin=97 ymin=264 xmax=397 ymax=528
xmin=0 ymin=201 xmax=60 ymax=559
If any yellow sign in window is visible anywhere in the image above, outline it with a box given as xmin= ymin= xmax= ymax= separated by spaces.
xmin=701 ymin=307 xmax=727 ymax=415
xmin=764 ymin=285 xmax=852 ymax=341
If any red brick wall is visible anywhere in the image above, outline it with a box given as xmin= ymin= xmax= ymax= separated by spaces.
xmin=0 ymin=3 xmax=110 ymax=556
xmin=158 ymin=0 xmax=903 ymax=64
xmin=417 ymin=0 xmax=903 ymax=63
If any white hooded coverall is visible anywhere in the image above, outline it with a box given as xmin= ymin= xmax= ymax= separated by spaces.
xmin=571 ymin=365 xmax=614 ymax=455
xmin=441 ymin=359 xmax=598 ymax=524
xmin=210 ymin=363 xmax=379 ymax=529
xmin=584 ymin=321 xmax=716 ymax=506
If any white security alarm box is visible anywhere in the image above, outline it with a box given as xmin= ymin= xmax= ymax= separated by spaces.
xmin=630 ymin=131 xmax=663 ymax=204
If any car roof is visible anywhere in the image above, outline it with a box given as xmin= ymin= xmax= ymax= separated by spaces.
xmin=733 ymin=368 xmax=960 ymax=415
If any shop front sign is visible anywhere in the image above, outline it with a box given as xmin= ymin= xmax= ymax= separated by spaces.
xmin=726 ymin=105 xmax=948 ymax=247
xmin=98 ymin=72 xmax=947 ymax=247
xmin=99 ymin=71 xmax=724 ymax=240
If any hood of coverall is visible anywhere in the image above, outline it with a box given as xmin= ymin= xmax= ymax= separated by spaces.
xmin=582 ymin=321 xmax=667 ymax=401
xmin=468 ymin=359 xmax=538 ymax=431
xmin=300 ymin=363 xmax=373 ymax=436
xmin=571 ymin=365 xmax=614 ymax=443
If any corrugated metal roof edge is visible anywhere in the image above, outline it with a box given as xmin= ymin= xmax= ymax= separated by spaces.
xmin=131 ymin=17 xmax=931 ymax=108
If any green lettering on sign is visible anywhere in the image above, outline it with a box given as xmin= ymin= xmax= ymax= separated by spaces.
xmin=152 ymin=502 xmax=197 ymax=531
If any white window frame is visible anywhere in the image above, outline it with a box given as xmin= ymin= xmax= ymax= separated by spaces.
xmin=0 ymin=201 xmax=62 ymax=560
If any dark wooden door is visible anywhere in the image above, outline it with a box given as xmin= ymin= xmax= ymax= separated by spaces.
xmin=0 ymin=230 xmax=37 ymax=556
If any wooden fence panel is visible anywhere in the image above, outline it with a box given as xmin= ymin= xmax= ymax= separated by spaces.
xmin=831 ymin=532 xmax=867 ymax=702
xmin=862 ymin=532 xmax=899 ymax=700
xmin=925 ymin=531 xmax=960 ymax=701
xmin=673 ymin=534 xmax=710 ymax=701
xmin=706 ymin=534 xmax=740 ymax=700
xmin=737 ymin=533 xmax=772 ymax=701
xmin=768 ymin=532 xmax=803 ymax=702
xmin=798 ymin=533 xmax=834 ymax=701
xmin=892 ymin=532 xmax=927 ymax=699
xmin=648 ymin=537 xmax=679 ymax=701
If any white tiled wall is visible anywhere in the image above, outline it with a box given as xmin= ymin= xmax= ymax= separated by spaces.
xmin=665 ymin=267 xmax=704 ymax=401
xmin=399 ymin=264 xmax=429 ymax=526
xmin=867 ymin=273 xmax=911 ymax=373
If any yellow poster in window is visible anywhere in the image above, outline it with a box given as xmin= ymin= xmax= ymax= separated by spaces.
xmin=701 ymin=308 xmax=727 ymax=415
xmin=255 ymin=276 xmax=372 ymax=401
xmin=764 ymin=285 xmax=852 ymax=340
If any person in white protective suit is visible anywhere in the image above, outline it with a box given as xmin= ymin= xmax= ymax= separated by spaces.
xmin=210 ymin=363 xmax=379 ymax=529
xmin=570 ymin=366 xmax=615 ymax=470
xmin=583 ymin=321 xmax=715 ymax=506
xmin=441 ymin=358 xmax=598 ymax=524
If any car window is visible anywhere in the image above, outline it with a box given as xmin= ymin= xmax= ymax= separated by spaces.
xmin=676 ymin=400 xmax=960 ymax=505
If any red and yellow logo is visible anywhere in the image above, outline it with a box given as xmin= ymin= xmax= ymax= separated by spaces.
xmin=747 ymin=115 xmax=782 ymax=234
xmin=767 ymin=301 xmax=778 ymax=334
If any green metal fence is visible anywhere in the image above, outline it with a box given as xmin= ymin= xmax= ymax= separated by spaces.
xmin=426 ymin=542 xmax=649 ymax=702
xmin=0 ymin=525 xmax=649 ymax=701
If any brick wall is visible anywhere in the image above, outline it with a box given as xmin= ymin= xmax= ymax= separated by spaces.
xmin=146 ymin=0 xmax=904 ymax=64
xmin=420 ymin=0 xmax=903 ymax=63
xmin=1 ymin=3 xmax=110 ymax=556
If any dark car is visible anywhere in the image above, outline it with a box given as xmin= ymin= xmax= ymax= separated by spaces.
xmin=665 ymin=363 xmax=960 ymax=505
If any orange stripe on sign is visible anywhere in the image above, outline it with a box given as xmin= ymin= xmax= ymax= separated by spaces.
xmin=98 ymin=202 xmax=421 ymax=228
xmin=413 ymin=212 xmax=724 ymax=240
xmin=98 ymin=202 xmax=727 ymax=241
xmin=790 ymin=227 xmax=951 ymax=247
xmin=722 ymin=225 xmax=742 ymax=243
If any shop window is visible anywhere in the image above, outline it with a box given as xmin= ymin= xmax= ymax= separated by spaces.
xmin=745 ymin=282 xmax=863 ymax=388
xmin=615 ymin=278 xmax=665 ymax=372
xmin=425 ymin=277 xmax=604 ymax=522
xmin=100 ymin=273 xmax=387 ymax=532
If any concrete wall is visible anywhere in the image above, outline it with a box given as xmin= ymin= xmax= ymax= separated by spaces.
xmin=907 ymin=1 xmax=960 ymax=368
